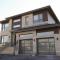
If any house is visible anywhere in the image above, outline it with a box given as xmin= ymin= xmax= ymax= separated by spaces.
xmin=0 ymin=6 xmax=60 ymax=56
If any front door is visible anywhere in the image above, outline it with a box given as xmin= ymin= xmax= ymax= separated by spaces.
xmin=37 ymin=38 xmax=55 ymax=55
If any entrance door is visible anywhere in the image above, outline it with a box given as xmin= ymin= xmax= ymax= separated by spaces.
xmin=37 ymin=38 xmax=55 ymax=55
xmin=19 ymin=39 xmax=33 ymax=55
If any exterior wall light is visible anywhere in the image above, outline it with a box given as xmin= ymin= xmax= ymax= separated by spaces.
xmin=57 ymin=37 xmax=58 ymax=40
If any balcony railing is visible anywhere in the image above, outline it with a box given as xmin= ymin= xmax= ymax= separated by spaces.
xmin=22 ymin=20 xmax=48 ymax=28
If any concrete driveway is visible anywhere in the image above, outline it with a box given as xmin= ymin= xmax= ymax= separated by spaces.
xmin=0 ymin=55 xmax=60 ymax=60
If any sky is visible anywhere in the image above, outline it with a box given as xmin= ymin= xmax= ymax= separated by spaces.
xmin=0 ymin=0 xmax=60 ymax=20
xmin=0 ymin=0 xmax=60 ymax=30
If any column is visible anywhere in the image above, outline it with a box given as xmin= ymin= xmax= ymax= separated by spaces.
xmin=32 ymin=31 xmax=37 ymax=56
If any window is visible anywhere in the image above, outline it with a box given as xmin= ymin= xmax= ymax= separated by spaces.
xmin=2 ymin=23 xmax=9 ymax=31
xmin=2 ymin=36 xmax=9 ymax=44
xmin=34 ymin=14 xmax=39 ymax=22
xmin=39 ymin=14 xmax=43 ymax=22
xmin=13 ymin=19 xmax=21 ymax=29
xmin=25 ymin=16 xmax=29 ymax=25
xmin=33 ymin=14 xmax=43 ymax=23
xmin=13 ymin=19 xmax=21 ymax=22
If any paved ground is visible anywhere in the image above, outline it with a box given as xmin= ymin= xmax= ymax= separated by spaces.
xmin=0 ymin=55 xmax=60 ymax=60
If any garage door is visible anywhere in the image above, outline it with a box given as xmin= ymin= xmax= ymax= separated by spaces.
xmin=19 ymin=39 xmax=33 ymax=55
xmin=37 ymin=38 xmax=56 ymax=55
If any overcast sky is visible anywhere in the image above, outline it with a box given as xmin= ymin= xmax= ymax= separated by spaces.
xmin=0 ymin=0 xmax=60 ymax=21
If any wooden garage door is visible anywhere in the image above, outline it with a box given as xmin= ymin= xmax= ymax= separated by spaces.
xmin=37 ymin=38 xmax=56 ymax=55
xmin=19 ymin=39 xmax=33 ymax=55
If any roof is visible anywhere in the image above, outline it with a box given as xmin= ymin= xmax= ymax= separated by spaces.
xmin=0 ymin=5 xmax=59 ymax=23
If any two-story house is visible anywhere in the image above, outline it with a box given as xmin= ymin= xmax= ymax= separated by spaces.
xmin=0 ymin=6 xmax=60 ymax=56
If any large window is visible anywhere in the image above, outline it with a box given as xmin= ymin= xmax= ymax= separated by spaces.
xmin=2 ymin=23 xmax=9 ymax=31
xmin=33 ymin=14 xmax=43 ymax=23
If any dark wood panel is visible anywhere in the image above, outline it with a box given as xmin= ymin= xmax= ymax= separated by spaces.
xmin=43 ymin=11 xmax=48 ymax=21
